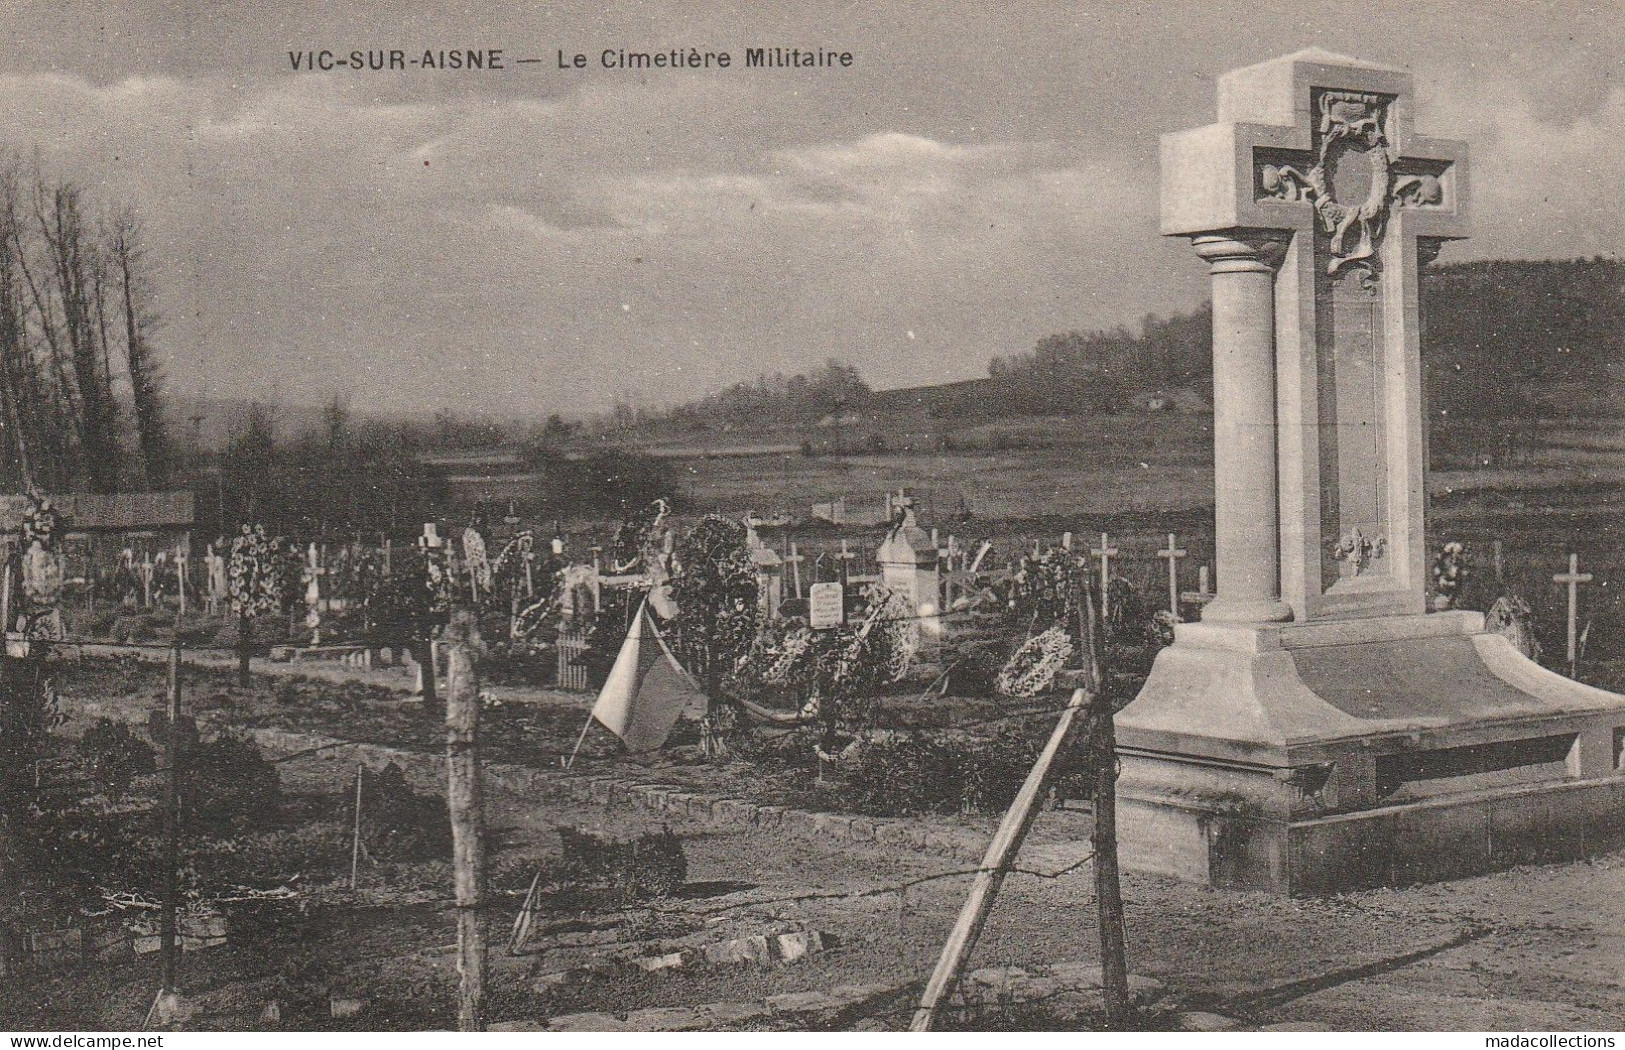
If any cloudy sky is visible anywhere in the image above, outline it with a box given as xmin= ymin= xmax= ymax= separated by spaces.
xmin=4 ymin=0 xmax=1621 ymax=416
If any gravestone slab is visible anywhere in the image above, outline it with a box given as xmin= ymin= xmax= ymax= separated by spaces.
xmin=1118 ymin=49 xmax=1625 ymax=895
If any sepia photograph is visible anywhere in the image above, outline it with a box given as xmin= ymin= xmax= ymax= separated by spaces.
xmin=1 ymin=0 xmax=1623 ymax=1038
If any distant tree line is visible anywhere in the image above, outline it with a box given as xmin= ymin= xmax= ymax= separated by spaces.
xmin=203 ymin=401 xmax=679 ymax=537
xmin=0 ymin=156 xmax=167 ymax=492
xmin=1421 ymin=258 xmax=1625 ymax=420
xmin=648 ymin=359 xmax=871 ymax=431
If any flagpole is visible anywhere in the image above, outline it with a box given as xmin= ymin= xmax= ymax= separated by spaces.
xmin=563 ymin=712 xmax=593 ymax=770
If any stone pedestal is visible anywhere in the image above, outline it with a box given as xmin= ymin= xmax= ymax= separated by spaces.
xmin=1120 ymin=613 xmax=1625 ymax=893
xmin=1121 ymin=48 xmax=1625 ymax=894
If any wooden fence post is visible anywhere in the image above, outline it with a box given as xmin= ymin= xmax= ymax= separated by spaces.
xmin=911 ymin=686 xmax=1090 ymax=1031
xmin=445 ymin=608 xmax=485 ymax=1031
xmin=161 ymin=642 xmax=182 ymax=994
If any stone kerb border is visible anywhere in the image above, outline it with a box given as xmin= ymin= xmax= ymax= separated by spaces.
xmin=245 ymin=727 xmax=998 ymax=863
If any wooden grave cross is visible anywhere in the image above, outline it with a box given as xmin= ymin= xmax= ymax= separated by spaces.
xmin=783 ymin=542 xmax=805 ymax=599
xmin=1553 ymin=553 xmax=1594 ymax=678
xmin=837 ymin=538 xmax=857 ymax=585
xmin=1090 ymin=532 xmax=1118 ymax=621
xmin=1158 ymin=533 xmax=1188 ymax=619
xmin=140 ymin=552 xmax=155 ymax=609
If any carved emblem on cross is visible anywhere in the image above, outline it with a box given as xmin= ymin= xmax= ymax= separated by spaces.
xmin=1257 ymin=89 xmax=1448 ymax=285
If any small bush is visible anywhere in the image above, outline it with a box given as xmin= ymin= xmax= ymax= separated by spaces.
xmin=839 ymin=723 xmax=1093 ymax=818
xmin=75 ymin=718 xmax=156 ymax=800
xmin=360 ymin=762 xmax=451 ymax=862
xmin=183 ymin=731 xmax=282 ymax=833
xmin=554 ymin=825 xmax=686 ymax=905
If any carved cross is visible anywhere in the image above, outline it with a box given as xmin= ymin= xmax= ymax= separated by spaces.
xmin=1161 ymin=51 xmax=1470 ymax=622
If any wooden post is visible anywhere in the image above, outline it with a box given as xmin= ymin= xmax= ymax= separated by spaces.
xmin=911 ymin=686 xmax=1091 ymax=1031
xmin=350 ymin=763 xmax=364 ymax=889
xmin=236 ymin=609 xmax=252 ymax=688
xmin=1554 ymin=554 xmax=1594 ymax=679
xmin=445 ymin=608 xmax=486 ymax=1031
xmin=1086 ymin=584 xmax=1132 ymax=1024
xmin=161 ymin=642 xmax=182 ymax=993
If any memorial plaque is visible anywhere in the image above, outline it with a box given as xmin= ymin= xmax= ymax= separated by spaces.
xmin=807 ymin=582 xmax=844 ymax=629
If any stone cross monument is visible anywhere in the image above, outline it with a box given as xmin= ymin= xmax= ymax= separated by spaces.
xmin=1116 ymin=49 xmax=1625 ymax=895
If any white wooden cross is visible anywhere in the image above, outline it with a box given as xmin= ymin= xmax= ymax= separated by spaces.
xmin=837 ymin=538 xmax=857 ymax=585
xmin=1158 ymin=533 xmax=1188 ymax=619
xmin=140 ymin=552 xmax=154 ymax=609
xmin=1090 ymin=532 xmax=1118 ymax=621
xmin=1553 ymin=553 xmax=1594 ymax=678
xmin=175 ymin=547 xmax=188 ymax=617
xmin=783 ymin=542 xmax=805 ymax=599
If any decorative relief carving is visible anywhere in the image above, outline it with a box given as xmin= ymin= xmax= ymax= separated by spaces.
xmin=1256 ymin=90 xmax=1447 ymax=285
xmin=1329 ymin=527 xmax=1386 ymax=576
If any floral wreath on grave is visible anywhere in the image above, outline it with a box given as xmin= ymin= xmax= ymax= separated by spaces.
xmin=669 ymin=515 xmax=760 ymax=675
xmin=1004 ymin=544 xmax=1093 ymax=653
xmin=609 ymin=498 xmax=669 ymax=575
xmin=21 ymin=492 xmax=63 ymax=552
xmin=1431 ymin=541 xmax=1468 ymax=609
xmin=228 ymin=524 xmax=284 ymax=619
xmin=996 ymin=624 xmax=1075 ymax=698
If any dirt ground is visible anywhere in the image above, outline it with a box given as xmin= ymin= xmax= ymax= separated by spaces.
xmin=8 ymin=652 xmax=1625 ymax=1031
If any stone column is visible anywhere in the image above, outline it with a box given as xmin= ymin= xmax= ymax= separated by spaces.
xmin=1194 ymin=233 xmax=1292 ymax=624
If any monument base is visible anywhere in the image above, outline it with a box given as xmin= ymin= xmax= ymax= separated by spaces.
xmin=1116 ymin=611 xmax=1625 ymax=895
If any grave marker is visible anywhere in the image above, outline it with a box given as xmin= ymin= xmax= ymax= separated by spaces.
xmin=1089 ymin=532 xmax=1118 ymax=621
xmin=808 ymin=582 xmax=844 ymax=629
xmin=1553 ymin=553 xmax=1594 ymax=678
xmin=1157 ymin=533 xmax=1187 ymax=619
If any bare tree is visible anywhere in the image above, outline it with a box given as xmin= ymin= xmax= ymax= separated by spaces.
xmin=109 ymin=206 xmax=166 ymax=486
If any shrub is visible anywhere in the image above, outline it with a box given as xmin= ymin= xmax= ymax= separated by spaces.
xmin=554 ymin=825 xmax=686 ymax=905
xmin=838 ymin=723 xmax=1093 ymax=818
xmin=183 ymin=731 xmax=282 ymax=833
xmin=76 ymin=718 xmax=157 ymax=800
xmin=360 ymin=762 xmax=451 ymax=862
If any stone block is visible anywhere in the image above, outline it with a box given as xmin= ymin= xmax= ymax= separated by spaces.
xmin=755 ymin=805 xmax=784 ymax=828
xmin=874 ymin=822 xmax=910 ymax=847
xmin=630 ymin=949 xmax=690 ymax=972
xmin=819 ymin=814 xmax=854 ymax=840
xmin=687 ymin=796 xmax=714 ymax=821
xmin=548 ymin=1012 xmax=634 ymax=1032
xmin=766 ymin=990 xmax=845 ymax=1016
xmin=625 ymin=1006 xmax=709 ymax=1031
xmin=698 ymin=1002 xmax=769 ymax=1028
xmin=1177 ymin=1011 xmax=1242 ymax=1031
xmin=772 ymin=929 xmax=826 ymax=962
xmin=702 ymin=934 xmax=772 ymax=966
